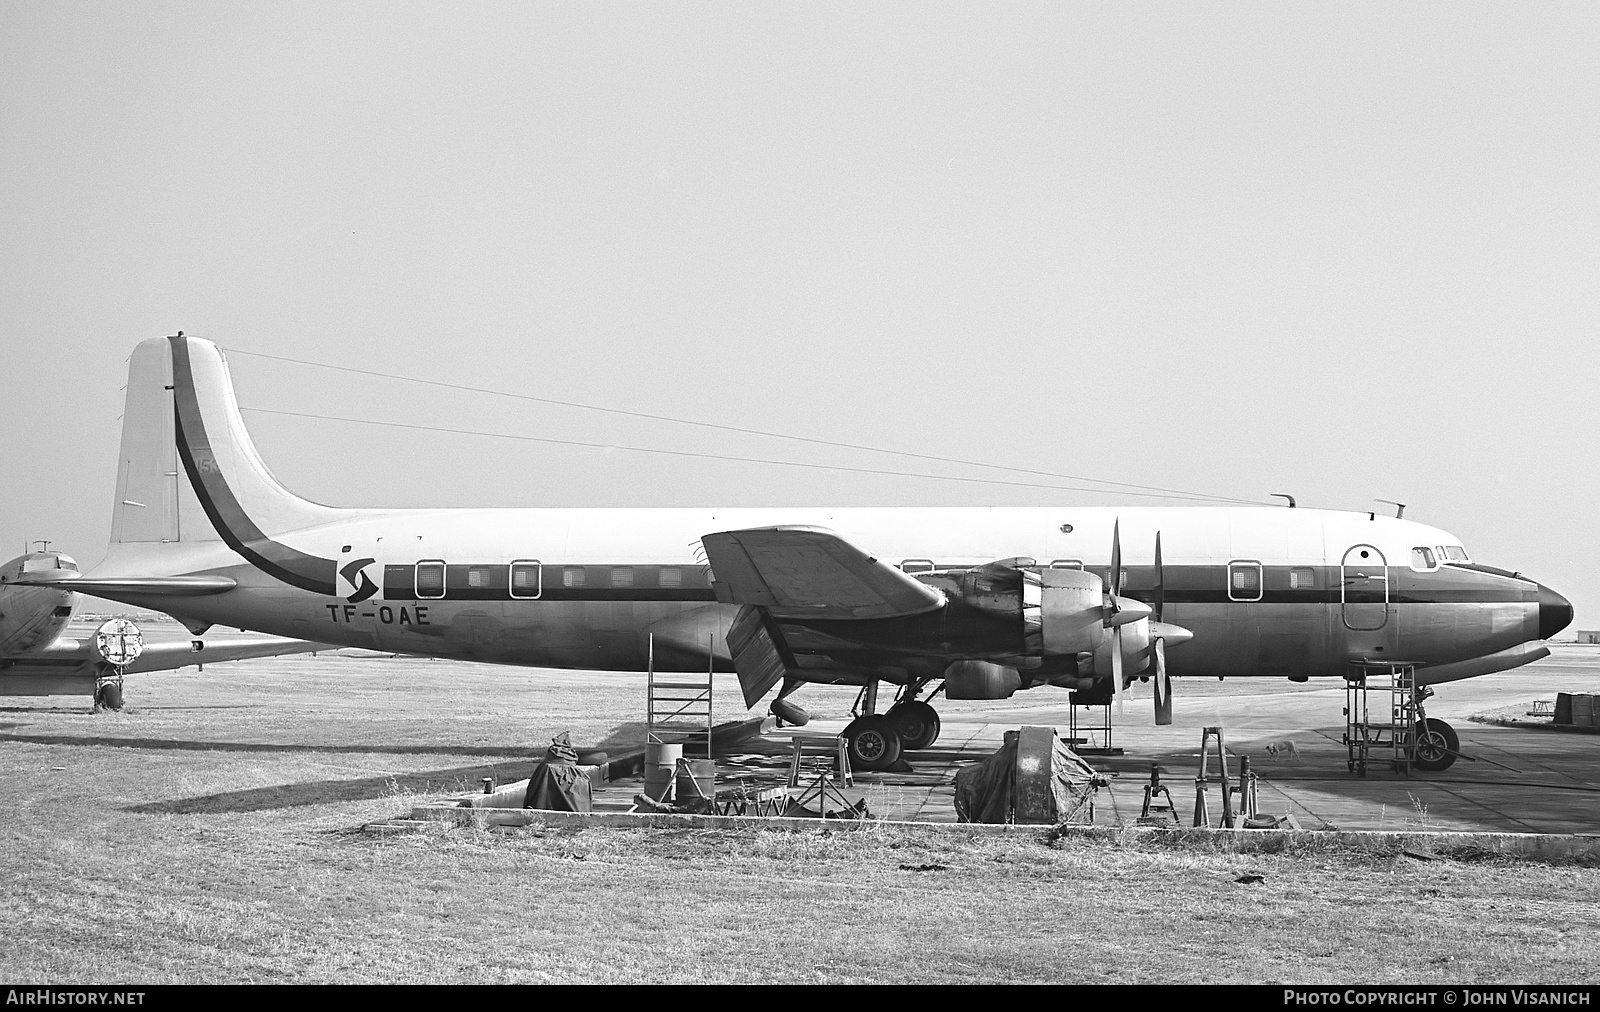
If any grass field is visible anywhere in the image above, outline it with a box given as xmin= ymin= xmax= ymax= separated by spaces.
xmin=2 ymin=641 xmax=1598 ymax=984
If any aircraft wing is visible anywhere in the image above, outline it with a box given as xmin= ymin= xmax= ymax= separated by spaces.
xmin=123 ymin=633 xmax=326 ymax=673
xmin=27 ymin=633 xmax=326 ymax=673
xmin=702 ymin=526 xmax=945 ymax=620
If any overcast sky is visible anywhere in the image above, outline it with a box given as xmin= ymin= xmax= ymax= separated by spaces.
xmin=2 ymin=3 xmax=1595 ymax=626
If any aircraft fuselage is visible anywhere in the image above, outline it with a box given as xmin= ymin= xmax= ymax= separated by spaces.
xmin=94 ymin=505 xmax=1566 ymax=687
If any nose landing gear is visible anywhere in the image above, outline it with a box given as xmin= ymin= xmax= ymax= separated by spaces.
xmin=1412 ymin=716 xmax=1460 ymax=772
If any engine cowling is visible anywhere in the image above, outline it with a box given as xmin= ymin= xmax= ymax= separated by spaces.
xmin=1094 ymin=614 xmax=1151 ymax=679
xmin=1028 ymin=568 xmax=1108 ymax=655
xmin=921 ymin=564 xmax=1116 ymax=657
xmin=0 ymin=553 xmax=80 ymax=656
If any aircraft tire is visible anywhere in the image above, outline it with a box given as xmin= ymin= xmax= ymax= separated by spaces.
xmin=888 ymin=701 xmax=941 ymax=750
xmin=1412 ymin=718 xmax=1459 ymax=772
xmin=94 ymin=682 xmax=124 ymax=712
xmin=843 ymin=715 xmax=903 ymax=772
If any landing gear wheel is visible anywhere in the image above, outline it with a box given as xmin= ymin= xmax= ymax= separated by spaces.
xmin=843 ymin=715 xmax=903 ymax=772
xmin=888 ymin=701 xmax=941 ymax=750
xmin=1412 ymin=717 xmax=1459 ymax=772
xmin=94 ymin=681 xmax=124 ymax=712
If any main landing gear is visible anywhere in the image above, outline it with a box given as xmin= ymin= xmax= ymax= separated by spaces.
xmin=841 ymin=682 xmax=944 ymax=772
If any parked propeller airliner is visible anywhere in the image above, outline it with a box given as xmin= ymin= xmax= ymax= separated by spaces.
xmin=25 ymin=336 xmax=1574 ymax=769
xmin=0 ymin=550 xmax=323 ymax=708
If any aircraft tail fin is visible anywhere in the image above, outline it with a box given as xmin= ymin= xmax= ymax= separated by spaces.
xmin=103 ymin=335 xmax=346 ymax=594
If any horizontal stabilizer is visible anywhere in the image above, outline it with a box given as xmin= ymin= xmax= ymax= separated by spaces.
xmin=702 ymin=526 xmax=945 ymax=620
xmin=15 ymin=575 xmax=237 ymax=596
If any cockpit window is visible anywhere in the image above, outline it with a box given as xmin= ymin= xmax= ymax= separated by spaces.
xmin=1410 ymin=547 xmax=1437 ymax=571
xmin=1442 ymin=546 xmax=1470 ymax=563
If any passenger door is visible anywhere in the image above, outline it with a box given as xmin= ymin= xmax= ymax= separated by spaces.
xmin=1341 ymin=545 xmax=1389 ymax=632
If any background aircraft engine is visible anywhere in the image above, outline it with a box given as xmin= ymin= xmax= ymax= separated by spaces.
xmin=1093 ymin=616 xmax=1151 ymax=682
xmin=0 ymin=554 xmax=80 ymax=655
xmin=943 ymin=660 xmax=1023 ymax=700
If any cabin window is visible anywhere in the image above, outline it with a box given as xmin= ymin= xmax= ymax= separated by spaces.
xmin=611 ymin=567 xmax=634 ymax=588
xmin=1289 ymin=568 xmax=1316 ymax=590
xmin=1410 ymin=547 xmax=1438 ymax=571
xmin=509 ymin=561 xmax=541 ymax=599
xmin=900 ymin=559 xmax=935 ymax=574
xmin=562 ymin=567 xmax=586 ymax=588
xmin=467 ymin=566 xmax=493 ymax=589
xmin=1048 ymin=560 xmax=1084 ymax=570
xmin=659 ymin=567 xmax=682 ymax=588
xmin=415 ymin=561 xmax=446 ymax=599
xmin=1228 ymin=561 xmax=1263 ymax=601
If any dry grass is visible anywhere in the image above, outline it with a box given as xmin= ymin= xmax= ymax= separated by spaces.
xmin=2 ymin=643 xmax=1598 ymax=984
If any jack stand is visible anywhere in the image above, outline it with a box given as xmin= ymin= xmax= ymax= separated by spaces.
xmin=1140 ymin=763 xmax=1179 ymax=825
xmin=1194 ymin=726 xmax=1236 ymax=828
xmin=1238 ymin=756 xmax=1259 ymax=820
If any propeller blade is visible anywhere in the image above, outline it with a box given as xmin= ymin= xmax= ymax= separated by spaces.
xmin=1110 ymin=623 xmax=1124 ymax=714
xmin=1152 ymin=637 xmax=1172 ymax=725
xmin=1153 ymin=531 xmax=1164 ymax=624
xmin=1110 ymin=519 xmax=1123 ymax=598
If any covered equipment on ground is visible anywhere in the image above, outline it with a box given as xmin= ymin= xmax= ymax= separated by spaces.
xmin=954 ymin=725 xmax=1106 ymax=825
xmin=522 ymin=732 xmax=592 ymax=813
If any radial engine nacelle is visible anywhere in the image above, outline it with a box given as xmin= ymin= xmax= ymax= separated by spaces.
xmin=916 ymin=563 xmax=1149 ymax=659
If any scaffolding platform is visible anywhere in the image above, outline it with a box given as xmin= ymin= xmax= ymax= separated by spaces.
xmin=1343 ymin=661 xmax=1419 ymax=777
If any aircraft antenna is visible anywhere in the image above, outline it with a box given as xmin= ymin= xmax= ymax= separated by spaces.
xmin=31 ymin=540 xmax=52 ymax=552
xmin=226 ymin=347 xmax=1269 ymax=506
xmin=1270 ymin=494 xmax=1296 ymax=508
xmin=1374 ymin=499 xmax=1406 ymax=519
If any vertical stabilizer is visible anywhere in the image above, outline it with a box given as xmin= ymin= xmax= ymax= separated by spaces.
xmin=111 ymin=339 xmax=181 ymax=544
xmin=103 ymin=336 xmax=347 ymax=594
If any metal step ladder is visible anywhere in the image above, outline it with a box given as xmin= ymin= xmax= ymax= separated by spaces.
xmin=1067 ymin=689 xmax=1125 ymax=756
xmin=646 ymin=632 xmax=714 ymax=759
xmin=1343 ymin=661 xmax=1418 ymax=777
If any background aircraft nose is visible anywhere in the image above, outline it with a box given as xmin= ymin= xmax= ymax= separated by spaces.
xmin=1538 ymin=584 xmax=1574 ymax=640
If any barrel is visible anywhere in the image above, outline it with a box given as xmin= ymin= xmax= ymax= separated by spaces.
xmin=643 ymin=742 xmax=683 ymax=801
xmin=675 ymin=758 xmax=716 ymax=801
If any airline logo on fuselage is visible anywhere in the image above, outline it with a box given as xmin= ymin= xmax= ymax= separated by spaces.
xmin=338 ymin=558 xmax=379 ymax=603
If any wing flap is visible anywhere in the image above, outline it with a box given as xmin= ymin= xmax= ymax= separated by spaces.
xmin=701 ymin=526 xmax=945 ymax=620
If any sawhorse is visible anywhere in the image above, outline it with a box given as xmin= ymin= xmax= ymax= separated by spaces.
xmin=787 ymin=734 xmax=853 ymax=788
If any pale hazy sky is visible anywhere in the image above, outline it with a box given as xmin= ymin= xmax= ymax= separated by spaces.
xmin=3 ymin=4 xmax=1596 ymax=625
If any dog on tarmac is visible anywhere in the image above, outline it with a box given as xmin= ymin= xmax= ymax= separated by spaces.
xmin=1263 ymin=739 xmax=1300 ymax=760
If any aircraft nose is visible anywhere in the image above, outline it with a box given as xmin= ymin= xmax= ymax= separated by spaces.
xmin=1538 ymin=583 xmax=1574 ymax=641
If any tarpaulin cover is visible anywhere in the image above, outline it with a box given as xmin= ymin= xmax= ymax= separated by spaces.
xmin=954 ymin=727 xmax=1104 ymax=825
xmin=523 ymin=733 xmax=592 ymax=812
